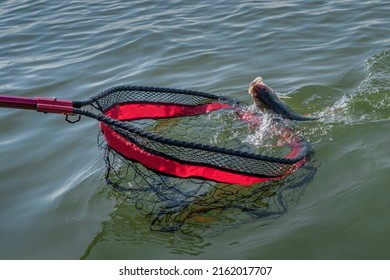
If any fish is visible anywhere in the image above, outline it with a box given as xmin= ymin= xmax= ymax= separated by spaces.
xmin=248 ymin=77 xmax=318 ymax=121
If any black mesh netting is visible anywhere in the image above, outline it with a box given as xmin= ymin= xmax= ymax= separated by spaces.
xmin=92 ymin=85 xmax=225 ymax=109
xmin=87 ymin=85 xmax=316 ymax=232
xmin=89 ymin=85 xmax=312 ymax=181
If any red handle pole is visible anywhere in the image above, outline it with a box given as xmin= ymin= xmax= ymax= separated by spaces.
xmin=0 ymin=95 xmax=37 ymax=110
xmin=0 ymin=95 xmax=74 ymax=115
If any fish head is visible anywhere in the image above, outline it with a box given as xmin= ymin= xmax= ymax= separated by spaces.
xmin=248 ymin=76 xmax=276 ymax=113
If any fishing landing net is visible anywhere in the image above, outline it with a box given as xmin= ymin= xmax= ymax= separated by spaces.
xmin=90 ymin=86 xmax=314 ymax=232
xmin=0 ymin=85 xmax=314 ymax=232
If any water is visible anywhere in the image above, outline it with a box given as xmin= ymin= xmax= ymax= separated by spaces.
xmin=0 ymin=0 xmax=389 ymax=259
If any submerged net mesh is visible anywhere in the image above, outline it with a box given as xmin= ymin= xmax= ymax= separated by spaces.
xmin=88 ymin=85 xmax=315 ymax=231
xmin=101 ymin=138 xmax=317 ymax=232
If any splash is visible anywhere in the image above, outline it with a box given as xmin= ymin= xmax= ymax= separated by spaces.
xmin=319 ymin=50 xmax=390 ymax=124
xmin=242 ymin=108 xmax=279 ymax=146
xmin=292 ymin=50 xmax=390 ymax=145
xmin=208 ymin=105 xmax=299 ymax=157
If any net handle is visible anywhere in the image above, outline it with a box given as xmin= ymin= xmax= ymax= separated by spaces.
xmin=0 ymin=95 xmax=85 ymax=115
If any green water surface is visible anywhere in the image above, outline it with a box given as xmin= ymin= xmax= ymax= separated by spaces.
xmin=0 ymin=1 xmax=389 ymax=259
